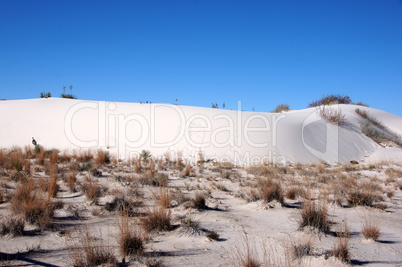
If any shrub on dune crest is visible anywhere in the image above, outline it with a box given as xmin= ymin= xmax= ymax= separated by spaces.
xmin=308 ymin=94 xmax=352 ymax=108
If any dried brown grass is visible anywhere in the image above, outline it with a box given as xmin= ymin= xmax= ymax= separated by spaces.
xmin=362 ymin=217 xmax=380 ymax=241
xmin=141 ymin=206 xmax=171 ymax=232
xmin=68 ymin=226 xmax=116 ymax=266
xmin=11 ymin=178 xmax=55 ymax=229
xmin=118 ymin=211 xmax=146 ymax=259
xmin=258 ymin=177 xmax=284 ymax=204
xmin=333 ymin=220 xmax=349 ymax=262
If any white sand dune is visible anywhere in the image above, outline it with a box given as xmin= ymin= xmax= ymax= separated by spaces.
xmin=1 ymin=98 xmax=401 ymax=165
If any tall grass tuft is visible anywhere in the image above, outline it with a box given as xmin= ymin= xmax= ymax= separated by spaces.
xmin=118 ymin=211 xmax=146 ymax=259
xmin=333 ymin=220 xmax=349 ymax=262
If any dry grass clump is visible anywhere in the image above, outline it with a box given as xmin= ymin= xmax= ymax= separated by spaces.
xmin=67 ymin=171 xmax=77 ymax=192
xmin=258 ymin=177 xmax=284 ymax=204
xmin=286 ymin=236 xmax=314 ymax=262
xmin=317 ymin=105 xmax=346 ymax=125
xmin=347 ymin=181 xmax=381 ymax=207
xmin=118 ymin=212 xmax=146 ymax=259
xmin=285 ymin=186 xmax=305 ymax=200
xmin=155 ymin=187 xmax=172 ymax=208
xmin=333 ymin=221 xmax=349 ymax=262
xmin=141 ymin=205 xmax=171 ymax=232
xmin=83 ymin=176 xmax=101 ymax=202
xmin=0 ymin=149 xmax=5 ymax=167
xmin=95 ymin=149 xmax=110 ymax=165
xmin=0 ymin=187 xmax=4 ymax=203
xmin=74 ymin=149 xmax=94 ymax=163
xmin=198 ymin=152 xmax=204 ymax=174
xmin=299 ymin=194 xmax=330 ymax=233
xmin=362 ymin=217 xmax=380 ymax=241
xmin=0 ymin=216 xmax=25 ymax=237
xmin=11 ymin=179 xmax=55 ymax=229
xmin=182 ymin=164 xmax=192 ymax=177
xmin=192 ymin=192 xmax=207 ymax=210
xmin=36 ymin=146 xmax=46 ymax=165
xmin=105 ymin=196 xmax=142 ymax=216
xmin=68 ymin=227 xmax=116 ymax=267
xmin=231 ymin=231 xmax=264 ymax=267
xmin=48 ymin=166 xmax=59 ymax=198
xmin=140 ymin=172 xmax=168 ymax=187
xmin=49 ymin=149 xmax=59 ymax=165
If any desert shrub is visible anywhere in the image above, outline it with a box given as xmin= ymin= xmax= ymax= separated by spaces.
xmin=198 ymin=152 xmax=204 ymax=174
xmin=179 ymin=214 xmax=202 ymax=236
xmin=61 ymin=93 xmax=77 ymax=99
xmin=347 ymin=182 xmax=381 ymax=207
xmin=83 ymin=176 xmax=101 ymax=202
xmin=192 ymin=192 xmax=207 ymax=210
xmin=356 ymin=101 xmax=369 ymax=107
xmin=67 ymin=171 xmax=77 ymax=192
xmin=118 ymin=212 xmax=146 ymax=259
xmin=206 ymin=230 xmax=220 ymax=241
xmin=49 ymin=149 xmax=59 ymax=165
xmin=272 ymin=103 xmax=290 ymax=113
xmin=95 ymin=149 xmax=110 ymax=165
xmin=232 ymin=232 xmax=263 ymax=267
xmin=285 ymin=187 xmax=301 ymax=200
xmin=182 ymin=164 xmax=192 ymax=177
xmin=141 ymin=206 xmax=171 ymax=232
xmin=333 ymin=221 xmax=349 ymax=262
xmin=155 ymin=187 xmax=171 ymax=208
xmin=11 ymin=179 xmax=55 ymax=229
xmin=140 ymin=150 xmax=151 ymax=162
xmin=308 ymin=94 xmax=352 ymax=108
xmin=318 ymin=105 xmax=346 ymax=125
xmin=75 ymin=150 xmax=94 ymax=163
xmin=355 ymin=108 xmax=384 ymax=130
xmin=287 ymin=236 xmax=313 ymax=262
xmin=0 ymin=217 xmax=25 ymax=237
xmin=68 ymin=227 xmax=116 ymax=267
xmin=48 ymin=166 xmax=59 ymax=198
xmin=0 ymin=187 xmax=4 ymax=203
xmin=299 ymin=197 xmax=330 ymax=233
xmin=358 ymin=117 xmax=402 ymax=147
xmin=362 ymin=218 xmax=380 ymax=241
xmin=0 ymin=149 xmax=5 ymax=167
xmin=258 ymin=177 xmax=284 ymax=204
xmin=139 ymin=172 xmax=168 ymax=187
xmin=12 ymin=160 xmax=23 ymax=172
xmin=105 ymin=196 xmax=141 ymax=215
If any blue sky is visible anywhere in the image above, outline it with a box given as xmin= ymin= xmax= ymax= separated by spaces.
xmin=1 ymin=0 xmax=401 ymax=115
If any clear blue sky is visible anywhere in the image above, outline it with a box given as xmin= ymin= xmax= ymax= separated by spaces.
xmin=1 ymin=0 xmax=401 ymax=115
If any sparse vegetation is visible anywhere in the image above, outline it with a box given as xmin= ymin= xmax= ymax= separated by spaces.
xmin=118 ymin=211 xmax=146 ymax=259
xmin=0 ymin=147 xmax=400 ymax=265
xmin=272 ymin=103 xmax=290 ymax=113
xmin=258 ymin=177 xmax=284 ymax=204
xmin=0 ymin=217 xmax=25 ymax=237
xmin=308 ymin=94 xmax=352 ymax=108
xmin=318 ymin=105 xmax=346 ymax=125
xmin=68 ymin=227 xmax=116 ymax=267
xmin=333 ymin=221 xmax=349 ymax=262
xmin=356 ymin=108 xmax=402 ymax=147
xmin=141 ymin=206 xmax=171 ymax=232
xmin=362 ymin=217 xmax=380 ymax=241
xmin=299 ymin=192 xmax=330 ymax=233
